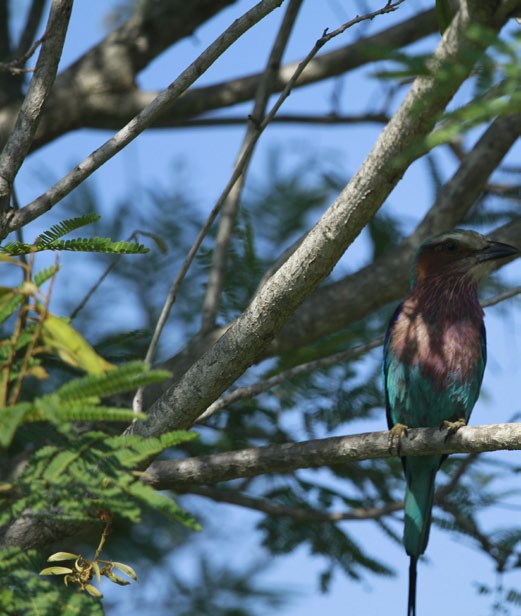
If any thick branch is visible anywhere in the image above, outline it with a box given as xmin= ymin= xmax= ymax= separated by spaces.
xmin=145 ymin=424 xmax=521 ymax=490
xmin=0 ymin=7 xmax=439 ymax=152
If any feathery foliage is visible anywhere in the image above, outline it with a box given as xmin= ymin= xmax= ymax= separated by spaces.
xmin=0 ymin=214 xmax=149 ymax=256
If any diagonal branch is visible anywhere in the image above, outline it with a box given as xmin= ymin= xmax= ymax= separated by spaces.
xmin=0 ymin=7 xmax=439 ymax=152
xmin=145 ymin=423 xmax=521 ymax=491
xmin=0 ymin=0 xmax=73 ymax=214
xmin=200 ymin=0 xmax=304 ymax=333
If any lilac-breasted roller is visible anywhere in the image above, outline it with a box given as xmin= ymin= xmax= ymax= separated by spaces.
xmin=383 ymin=230 xmax=519 ymax=616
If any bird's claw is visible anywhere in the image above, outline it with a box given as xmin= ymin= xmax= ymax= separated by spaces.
xmin=441 ymin=417 xmax=467 ymax=441
xmin=388 ymin=422 xmax=408 ymax=454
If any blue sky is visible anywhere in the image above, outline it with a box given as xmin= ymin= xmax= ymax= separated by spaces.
xmin=10 ymin=1 xmax=521 ymax=614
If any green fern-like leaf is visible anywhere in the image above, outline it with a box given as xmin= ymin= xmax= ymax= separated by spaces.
xmin=33 ymin=265 xmax=60 ymax=287
xmin=53 ymin=361 xmax=171 ymax=402
xmin=34 ymin=401 xmax=145 ymax=424
xmin=0 ymin=403 xmax=33 ymax=447
xmin=37 ymin=213 xmax=101 ymax=247
xmin=6 ymin=428 xmax=200 ymax=531
xmin=108 ymin=430 xmax=197 ymax=467
xmin=45 ymin=237 xmax=149 ymax=254
xmin=0 ymin=287 xmax=24 ymax=325
xmin=124 ymin=480 xmax=201 ymax=530
xmin=2 ymin=237 xmax=149 ymax=255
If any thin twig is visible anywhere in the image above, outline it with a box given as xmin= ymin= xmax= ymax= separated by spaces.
xmin=15 ymin=0 xmax=47 ymax=60
xmin=197 ymin=337 xmax=383 ymax=421
xmin=482 ymin=285 xmax=521 ymax=308
xmin=200 ymin=0 xmax=304 ymax=333
xmin=198 ymin=284 xmax=521 ymax=420
xmin=0 ymin=29 xmax=46 ymax=75
xmin=170 ymin=113 xmax=391 ymax=128
xmin=185 ymin=485 xmax=403 ymax=522
xmin=9 ymin=253 xmax=59 ymax=405
xmin=4 ymin=0 xmax=285 ymax=237
xmin=69 ymin=231 xmax=142 ymax=321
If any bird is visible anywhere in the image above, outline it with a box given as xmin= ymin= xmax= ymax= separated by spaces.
xmin=383 ymin=229 xmax=519 ymax=616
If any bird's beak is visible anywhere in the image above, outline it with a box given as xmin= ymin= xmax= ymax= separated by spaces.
xmin=477 ymin=240 xmax=520 ymax=262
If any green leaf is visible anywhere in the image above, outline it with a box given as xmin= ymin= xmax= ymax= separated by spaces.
xmin=0 ymin=403 xmax=33 ymax=447
xmin=125 ymin=480 xmax=201 ymax=530
xmin=34 ymin=265 xmax=60 ymax=287
xmin=0 ymin=287 xmax=24 ymax=325
xmin=47 ymin=552 xmax=79 ymax=562
xmin=53 ymin=361 xmax=171 ymax=402
xmin=40 ymin=566 xmax=74 ymax=575
xmin=36 ymin=213 xmax=101 ymax=246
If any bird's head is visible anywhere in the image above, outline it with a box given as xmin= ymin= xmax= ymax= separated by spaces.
xmin=411 ymin=229 xmax=519 ymax=288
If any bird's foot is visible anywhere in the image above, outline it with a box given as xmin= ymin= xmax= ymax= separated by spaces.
xmin=388 ymin=422 xmax=408 ymax=454
xmin=441 ymin=417 xmax=467 ymax=441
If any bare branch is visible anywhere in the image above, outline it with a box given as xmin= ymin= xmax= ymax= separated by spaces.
xmin=185 ymin=485 xmax=404 ymax=522
xmin=166 ymin=112 xmax=391 ymax=128
xmin=200 ymin=0 xmax=305 ymax=333
xmin=0 ymin=0 xmax=73 ymax=214
xmin=2 ymin=0 xmax=285 ymax=238
xmin=145 ymin=423 xmax=521 ymax=490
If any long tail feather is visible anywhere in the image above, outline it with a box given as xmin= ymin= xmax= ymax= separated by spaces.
xmin=408 ymin=556 xmax=418 ymax=616
xmin=403 ymin=455 xmax=441 ymax=615
xmin=403 ymin=456 xmax=440 ymax=557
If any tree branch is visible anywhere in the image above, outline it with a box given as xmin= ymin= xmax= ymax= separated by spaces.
xmin=0 ymin=0 xmax=72 ymax=214
xmin=185 ymin=485 xmax=404 ymax=522
xmin=0 ymin=7 xmax=439 ymax=152
xmin=164 ymin=112 xmax=391 ymax=128
xmin=200 ymin=0 xmax=304 ymax=333
xmin=145 ymin=424 xmax=521 ymax=490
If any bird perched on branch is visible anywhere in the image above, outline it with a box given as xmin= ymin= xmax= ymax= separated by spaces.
xmin=383 ymin=229 xmax=519 ymax=616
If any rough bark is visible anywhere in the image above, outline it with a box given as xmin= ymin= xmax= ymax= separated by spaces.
xmin=145 ymin=423 xmax=521 ymax=490
xmin=0 ymin=7 xmax=439 ymax=153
